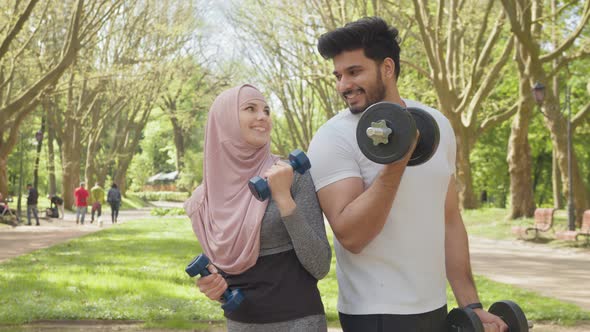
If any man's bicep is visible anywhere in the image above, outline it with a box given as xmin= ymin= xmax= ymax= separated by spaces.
xmin=317 ymin=177 xmax=364 ymax=230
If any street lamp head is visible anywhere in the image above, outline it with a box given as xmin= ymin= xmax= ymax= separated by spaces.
xmin=532 ymin=81 xmax=545 ymax=104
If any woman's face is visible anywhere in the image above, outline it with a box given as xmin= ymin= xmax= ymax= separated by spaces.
xmin=238 ymin=99 xmax=272 ymax=148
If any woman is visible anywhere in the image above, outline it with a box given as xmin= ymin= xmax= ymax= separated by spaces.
xmin=184 ymin=84 xmax=331 ymax=331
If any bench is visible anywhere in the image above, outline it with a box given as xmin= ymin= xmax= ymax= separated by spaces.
xmin=556 ymin=210 xmax=590 ymax=243
xmin=511 ymin=208 xmax=556 ymax=240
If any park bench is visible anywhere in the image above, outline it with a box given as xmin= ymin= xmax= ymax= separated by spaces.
xmin=556 ymin=210 xmax=590 ymax=243
xmin=511 ymin=208 xmax=555 ymax=240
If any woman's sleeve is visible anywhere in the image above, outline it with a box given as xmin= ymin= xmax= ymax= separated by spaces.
xmin=281 ymin=172 xmax=332 ymax=280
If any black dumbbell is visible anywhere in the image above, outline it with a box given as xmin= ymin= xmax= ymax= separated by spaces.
xmin=356 ymin=102 xmax=440 ymax=165
xmin=248 ymin=149 xmax=311 ymax=201
xmin=185 ymin=254 xmax=244 ymax=312
xmin=446 ymin=300 xmax=529 ymax=332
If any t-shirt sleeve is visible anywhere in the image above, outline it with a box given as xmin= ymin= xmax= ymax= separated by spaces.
xmin=307 ymin=123 xmax=361 ymax=191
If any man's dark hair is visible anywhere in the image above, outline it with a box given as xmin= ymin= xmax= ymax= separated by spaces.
xmin=317 ymin=17 xmax=401 ymax=79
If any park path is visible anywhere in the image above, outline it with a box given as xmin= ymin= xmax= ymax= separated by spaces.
xmin=468 ymin=236 xmax=590 ymax=311
xmin=1 ymin=209 xmax=589 ymax=331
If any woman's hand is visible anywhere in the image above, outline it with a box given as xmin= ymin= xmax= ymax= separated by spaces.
xmin=195 ymin=264 xmax=228 ymax=302
xmin=263 ymin=160 xmax=296 ymax=216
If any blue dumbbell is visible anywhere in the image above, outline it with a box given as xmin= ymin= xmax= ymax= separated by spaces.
xmin=248 ymin=149 xmax=311 ymax=201
xmin=185 ymin=254 xmax=244 ymax=312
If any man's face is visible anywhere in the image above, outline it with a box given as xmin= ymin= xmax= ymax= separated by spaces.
xmin=332 ymin=49 xmax=387 ymax=114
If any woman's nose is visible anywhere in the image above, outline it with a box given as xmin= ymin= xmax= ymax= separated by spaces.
xmin=256 ymin=110 xmax=268 ymax=120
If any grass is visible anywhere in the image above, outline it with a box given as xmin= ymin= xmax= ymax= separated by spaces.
xmin=462 ymin=208 xmax=590 ymax=249
xmin=0 ymin=211 xmax=589 ymax=330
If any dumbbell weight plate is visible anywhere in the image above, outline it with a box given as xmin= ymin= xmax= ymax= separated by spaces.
xmin=446 ymin=308 xmax=484 ymax=332
xmin=488 ymin=300 xmax=528 ymax=332
xmin=356 ymin=102 xmax=416 ymax=164
xmin=407 ymin=107 xmax=440 ymax=166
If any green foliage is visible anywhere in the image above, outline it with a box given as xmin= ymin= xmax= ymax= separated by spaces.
xmin=120 ymin=193 xmax=153 ymax=210
xmin=128 ymin=191 xmax=189 ymax=202
xmin=150 ymin=207 xmax=186 ymax=216
xmin=471 ymin=122 xmax=511 ymax=208
xmin=175 ymin=151 xmax=203 ymax=193
xmin=127 ymin=153 xmax=154 ymax=192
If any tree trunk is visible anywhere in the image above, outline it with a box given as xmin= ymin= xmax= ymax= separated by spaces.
xmin=114 ymin=158 xmax=131 ymax=196
xmin=507 ymin=101 xmax=536 ymax=219
xmin=33 ymin=117 xmax=46 ymax=189
xmin=46 ymin=98 xmax=58 ymax=196
xmin=455 ymin=131 xmax=478 ymax=209
xmin=552 ymin=150 xmax=563 ymax=208
xmin=170 ymin=116 xmax=185 ymax=171
xmin=0 ymin=157 xmax=8 ymax=197
xmin=541 ymin=95 xmax=589 ymax=225
xmin=61 ymin=134 xmax=82 ymax=210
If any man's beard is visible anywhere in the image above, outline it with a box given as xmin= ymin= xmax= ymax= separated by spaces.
xmin=344 ymin=75 xmax=387 ymax=114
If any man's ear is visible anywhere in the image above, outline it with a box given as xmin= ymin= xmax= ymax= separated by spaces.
xmin=381 ymin=57 xmax=396 ymax=80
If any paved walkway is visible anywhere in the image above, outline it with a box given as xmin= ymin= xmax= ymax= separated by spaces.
xmin=0 ymin=208 xmax=153 ymax=262
xmin=469 ymin=236 xmax=590 ymax=311
xmin=1 ymin=208 xmax=589 ymax=331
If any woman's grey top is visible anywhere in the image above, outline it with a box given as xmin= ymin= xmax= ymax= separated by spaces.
xmin=258 ymin=170 xmax=331 ymax=279
xmin=223 ymin=170 xmax=331 ymax=329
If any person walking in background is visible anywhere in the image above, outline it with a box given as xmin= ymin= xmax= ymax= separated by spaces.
xmin=74 ymin=182 xmax=89 ymax=225
xmin=90 ymin=182 xmax=106 ymax=225
xmin=26 ymin=184 xmax=40 ymax=226
xmin=107 ymin=183 xmax=121 ymax=224
xmin=50 ymin=194 xmax=65 ymax=219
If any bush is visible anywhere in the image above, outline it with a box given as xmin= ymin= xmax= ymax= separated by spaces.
xmin=150 ymin=207 xmax=187 ymax=216
xmin=128 ymin=191 xmax=188 ymax=202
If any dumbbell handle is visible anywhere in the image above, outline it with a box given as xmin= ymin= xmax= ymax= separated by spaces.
xmin=248 ymin=149 xmax=310 ymax=201
xmin=196 ymin=263 xmax=234 ymax=301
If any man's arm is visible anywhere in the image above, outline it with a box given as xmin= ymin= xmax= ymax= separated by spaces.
xmin=445 ymin=177 xmax=508 ymax=331
xmin=445 ymin=177 xmax=479 ymax=305
xmin=317 ymin=151 xmax=412 ymax=254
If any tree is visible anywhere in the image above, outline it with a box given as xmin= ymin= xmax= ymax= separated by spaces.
xmin=409 ymin=0 xmax=516 ymax=209
xmin=501 ymin=0 xmax=590 ymax=222
xmin=0 ymin=0 xmax=83 ymax=197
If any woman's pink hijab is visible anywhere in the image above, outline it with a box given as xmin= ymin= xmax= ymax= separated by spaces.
xmin=184 ymin=84 xmax=279 ymax=274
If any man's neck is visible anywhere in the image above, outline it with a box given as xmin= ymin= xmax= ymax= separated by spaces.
xmin=383 ymin=84 xmax=405 ymax=107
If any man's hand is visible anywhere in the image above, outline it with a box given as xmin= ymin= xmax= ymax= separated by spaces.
xmin=195 ymin=264 xmax=228 ymax=302
xmin=475 ymin=309 xmax=509 ymax=332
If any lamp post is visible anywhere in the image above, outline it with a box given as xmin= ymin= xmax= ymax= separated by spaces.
xmin=532 ymin=82 xmax=575 ymax=231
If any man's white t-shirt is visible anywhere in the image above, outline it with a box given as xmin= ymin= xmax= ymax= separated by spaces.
xmin=307 ymin=100 xmax=456 ymax=315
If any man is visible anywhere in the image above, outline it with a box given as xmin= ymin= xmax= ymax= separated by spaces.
xmin=74 ymin=182 xmax=89 ymax=225
xmin=307 ymin=17 xmax=508 ymax=331
xmin=50 ymin=194 xmax=65 ymax=219
xmin=90 ymin=182 xmax=105 ymax=225
xmin=26 ymin=184 xmax=40 ymax=226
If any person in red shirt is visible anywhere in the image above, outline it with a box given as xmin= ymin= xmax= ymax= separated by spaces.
xmin=74 ymin=182 xmax=89 ymax=225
